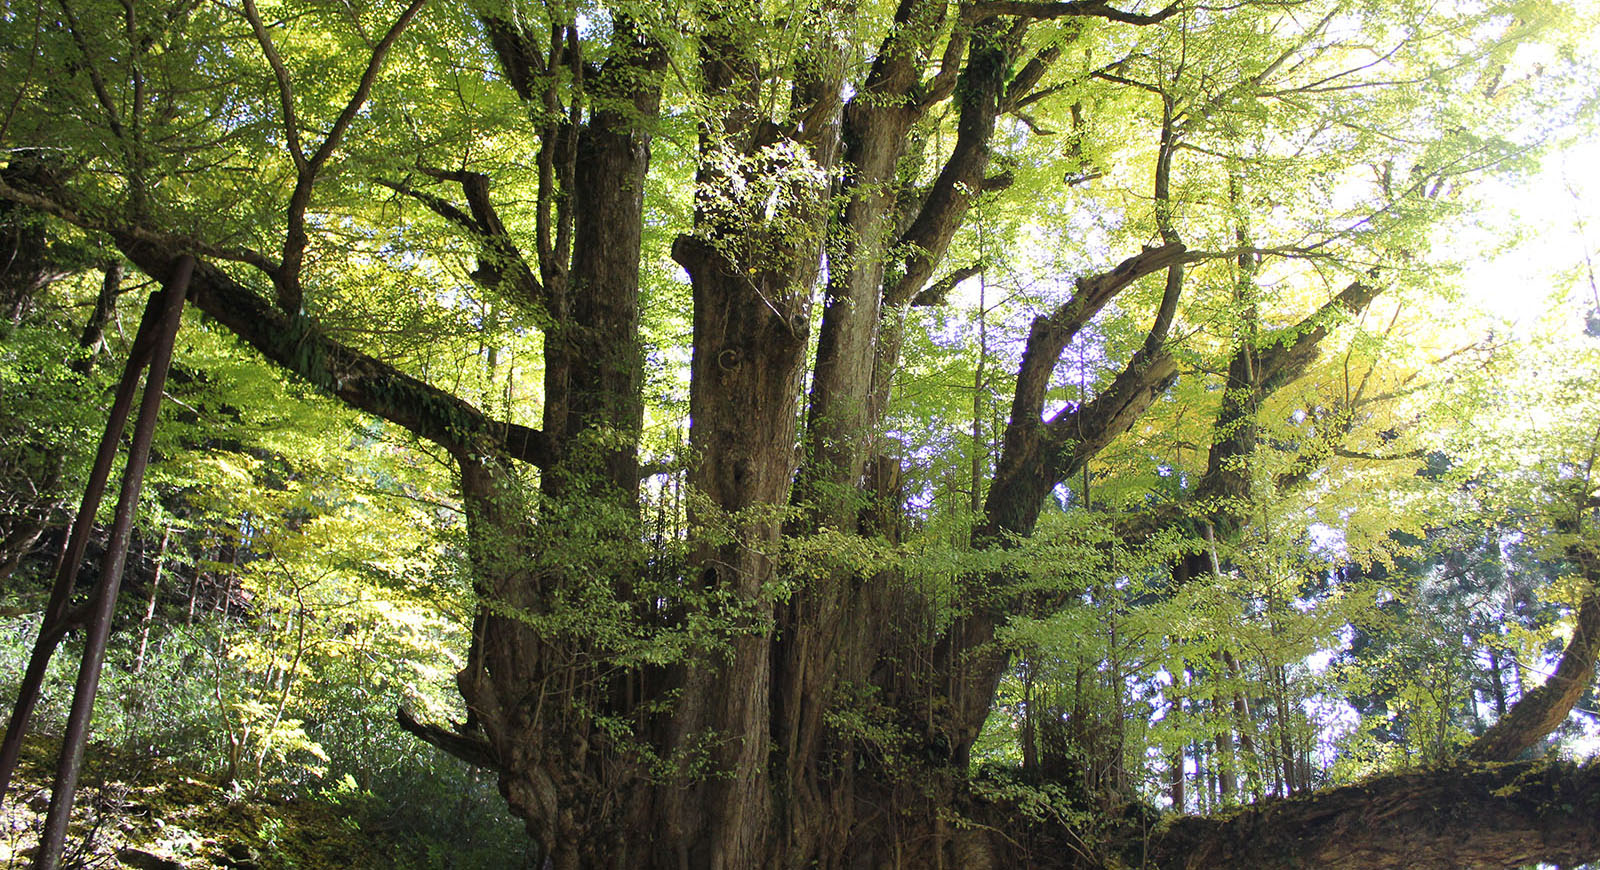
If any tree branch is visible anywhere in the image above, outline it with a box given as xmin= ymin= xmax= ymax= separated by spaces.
xmin=977 ymin=244 xmax=1185 ymax=544
xmin=1043 ymin=349 xmax=1180 ymax=478
xmin=0 ymin=176 xmax=278 ymax=272
xmin=112 ymin=241 xmax=552 ymax=469
xmin=385 ymin=172 xmax=548 ymax=316
xmin=918 ymin=4 xmax=968 ymax=108
xmin=254 ymin=0 xmax=430 ymax=310
xmin=883 ymin=20 xmax=1010 ymax=306
xmin=1002 ymin=242 xmax=1186 ymax=447
xmin=1001 ymin=45 xmax=1062 ymax=112
xmin=308 ymin=0 xmax=430 ymax=174
xmin=55 ymin=0 xmax=126 ymax=140
xmin=480 ymin=15 xmax=546 ymax=102
xmin=912 ymin=262 xmax=985 ymax=306
xmin=239 ymin=0 xmax=306 ymax=173
xmin=969 ymin=0 xmax=1182 ymax=25
xmin=396 ymin=706 xmax=502 ymax=772
xmin=1330 ymin=445 xmax=1428 ymax=461
xmin=1255 ymin=278 xmax=1381 ymax=391
xmin=378 ymin=178 xmax=478 ymax=232
xmin=1469 ymin=541 xmax=1600 ymax=762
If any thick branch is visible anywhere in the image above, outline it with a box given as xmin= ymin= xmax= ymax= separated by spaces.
xmin=1003 ymin=242 xmax=1186 ymax=443
xmin=983 ymin=348 xmax=1179 ymax=540
xmin=393 ymin=171 xmax=548 ymax=315
xmin=1255 ymin=278 xmax=1381 ymax=390
xmin=946 ymin=340 xmax=1181 ymax=755
xmin=396 ymin=706 xmax=502 ymax=772
xmin=918 ymin=4 xmax=968 ymax=107
xmin=1330 ymin=445 xmax=1428 ymax=461
xmin=912 ymin=262 xmax=985 ymax=306
xmin=793 ymin=0 xmax=953 ymax=511
xmin=969 ymin=0 xmax=1182 ymax=25
xmin=113 ymin=241 xmax=551 ymax=468
xmin=480 ymin=15 xmax=545 ymax=102
xmin=1001 ymin=45 xmax=1061 ymax=112
xmin=0 ymin=177 xmax=277 ymax=272
xmin=882 ymin=20 xmax=1010 ymax=307
xmin=378 ymin=178 xmax=477 ymax=231
xmin=1469 ymin=544 xmax=1600 ymax=761
xmin=1045 ymin=349 xmax=1179 ymax=474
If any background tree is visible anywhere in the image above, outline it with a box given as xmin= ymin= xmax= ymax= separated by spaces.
xmin=3 ymin=0 xmax=1600 ymax=867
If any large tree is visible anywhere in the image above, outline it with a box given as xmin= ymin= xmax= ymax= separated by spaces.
xmin=3 ymin=0 xmax=1598 ymax=866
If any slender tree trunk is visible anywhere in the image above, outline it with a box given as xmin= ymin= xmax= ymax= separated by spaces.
xmin=1222 ymin=650 xmax=1261 ymax=800
xmin=184 ymin=550 xmax=200 ymax=625
xmin=132 ymin=526 xmax=170 ymax=674
xmin=1216 ymin=701 xmax=1236 ymax=804
xmin=1170 ymin=746 xmax=1185 ymax=811
xmin=1488 ymin=646 xmax=1508 ymax=718
xmin=1273 ymin=664 xmax=1298 ymax=794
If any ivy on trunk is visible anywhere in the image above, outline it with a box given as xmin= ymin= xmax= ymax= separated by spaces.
xmin=3 ymin=0 xmax=1598 ymax=867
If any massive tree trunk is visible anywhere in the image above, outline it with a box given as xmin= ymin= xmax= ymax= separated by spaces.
xmin=8 ymin=0 xmax=1600 ymax=868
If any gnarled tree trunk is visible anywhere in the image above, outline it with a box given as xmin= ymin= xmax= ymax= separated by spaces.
xmin=9 ymin=0 xmax=1600 ymax=867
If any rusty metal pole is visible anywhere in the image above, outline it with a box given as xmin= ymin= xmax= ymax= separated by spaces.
xmin=0 ymin=292 xmax=164 ymax=806
xmin=32 ymin=255 xmax=191 ymax=870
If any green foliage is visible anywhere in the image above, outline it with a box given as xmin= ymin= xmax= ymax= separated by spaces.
xmin=3 ymin=0 xmax=1600 ymax=860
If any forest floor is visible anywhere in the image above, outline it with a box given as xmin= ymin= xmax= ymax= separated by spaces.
xmin=0 ymin=736 xmax=413 ymax=869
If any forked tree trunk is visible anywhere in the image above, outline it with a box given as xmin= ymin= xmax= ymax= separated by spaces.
xmin=24 ymin=0 xmax=1600 ymax=867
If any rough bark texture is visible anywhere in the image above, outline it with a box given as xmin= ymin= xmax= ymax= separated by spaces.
xmin=0 ymin=160 xmax=79 ymax=326
xmin=111 ymin=243 xmax=552 ymax=469
xmin=1144 ymin=759 xmax=1600 ymax=870
xmin=8 ymin=1 xmax=1600 ymax=868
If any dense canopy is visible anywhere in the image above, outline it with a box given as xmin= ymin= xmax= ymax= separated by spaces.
xmin=3 ymin=0 xmax=1600 ymax=866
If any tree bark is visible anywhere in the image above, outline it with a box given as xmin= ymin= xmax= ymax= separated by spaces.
xmin=1469 ymin=538 xmax=1600 ymax=762
xmin=9 ymin=1 xmax=1600 ymax=867
xmin=1143 ymin=759 xmax=1600 ymax=870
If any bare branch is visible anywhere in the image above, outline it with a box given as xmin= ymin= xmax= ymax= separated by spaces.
xmin=912 ymin=262 xmax=985 ymax=306
xmin=377 ymin=178 xmax=478 ymax=231
xmin=1330 ymin=445 xmax=1428 ymax=461
xmin=381 ymin=172 xmax=547 ymax=317
xmin=396 ymin=706 xmax=502 ymax=772
xmin=239 ymin=0 xmax=306 ymax=173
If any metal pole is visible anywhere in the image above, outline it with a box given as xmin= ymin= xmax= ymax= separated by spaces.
xmin=0 ymin=292 xmax=163 ymax=806
xmin=32 ymin=255 xmax=191 ymax=870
